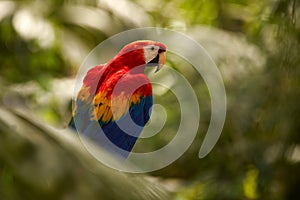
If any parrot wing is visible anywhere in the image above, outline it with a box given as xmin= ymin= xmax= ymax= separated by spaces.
xmin=69 ymin=64 xmax=107 ymax=131
xmin=70 ymin=65 xmax=153 ymax=159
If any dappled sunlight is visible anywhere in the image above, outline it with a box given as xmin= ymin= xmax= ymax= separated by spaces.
xmin=98 ymin=0 xmax=151 ymax=27
xmin=0 ymin=1 xmax=15 ymax=22
xmin=61 ymin=5 xmax=117 ymax=35
xmin=13 ymin=9 xmax=55 ymax=48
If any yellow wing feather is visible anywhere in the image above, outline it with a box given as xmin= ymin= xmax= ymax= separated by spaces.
xmin=91 ymin=91 xmax=142 ymax=123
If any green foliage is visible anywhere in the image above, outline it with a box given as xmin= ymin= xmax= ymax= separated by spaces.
xmin=0 ymin=107 xmax=170 ymax=200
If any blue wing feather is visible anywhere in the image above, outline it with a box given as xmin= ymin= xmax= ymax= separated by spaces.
xmin=71 ymin=95 xmax=153 ymax=159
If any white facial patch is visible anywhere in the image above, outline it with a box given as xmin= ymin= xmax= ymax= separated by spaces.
xmin=143 ymin=45 xmax=159 ymax=63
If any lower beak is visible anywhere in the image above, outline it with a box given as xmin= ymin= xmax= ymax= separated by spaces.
xmin=155 ymin=52 xmax=166 ymax=73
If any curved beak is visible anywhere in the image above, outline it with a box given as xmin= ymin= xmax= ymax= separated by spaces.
xmin=147 ymin=47 xmax=166 ymax=73
xmin=155 ymin=51 xmax=166 ymax=73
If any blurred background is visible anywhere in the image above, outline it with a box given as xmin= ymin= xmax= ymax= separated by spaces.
xmin=0 ymin=0 xmax=299 ymax=199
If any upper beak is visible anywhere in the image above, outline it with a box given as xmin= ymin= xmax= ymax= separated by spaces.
xmin=155 ymin=51 xmax=166 ymax=73
xmin=147 ymin=46 xmax=166 ymax=72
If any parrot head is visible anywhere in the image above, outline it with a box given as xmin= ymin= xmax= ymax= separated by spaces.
xmin=114 ymin=40 xmax=167 ymax=72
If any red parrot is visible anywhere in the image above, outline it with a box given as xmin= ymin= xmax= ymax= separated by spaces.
xmin=69 ymin=40 xmax=166 ymax=159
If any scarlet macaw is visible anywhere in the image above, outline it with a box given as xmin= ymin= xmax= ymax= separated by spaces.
xmin=69 ymin=40 xmax=167 ymax=159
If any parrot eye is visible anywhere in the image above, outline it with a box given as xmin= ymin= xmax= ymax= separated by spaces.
xmin=147 ymin=45 xmax=156 ymax=51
